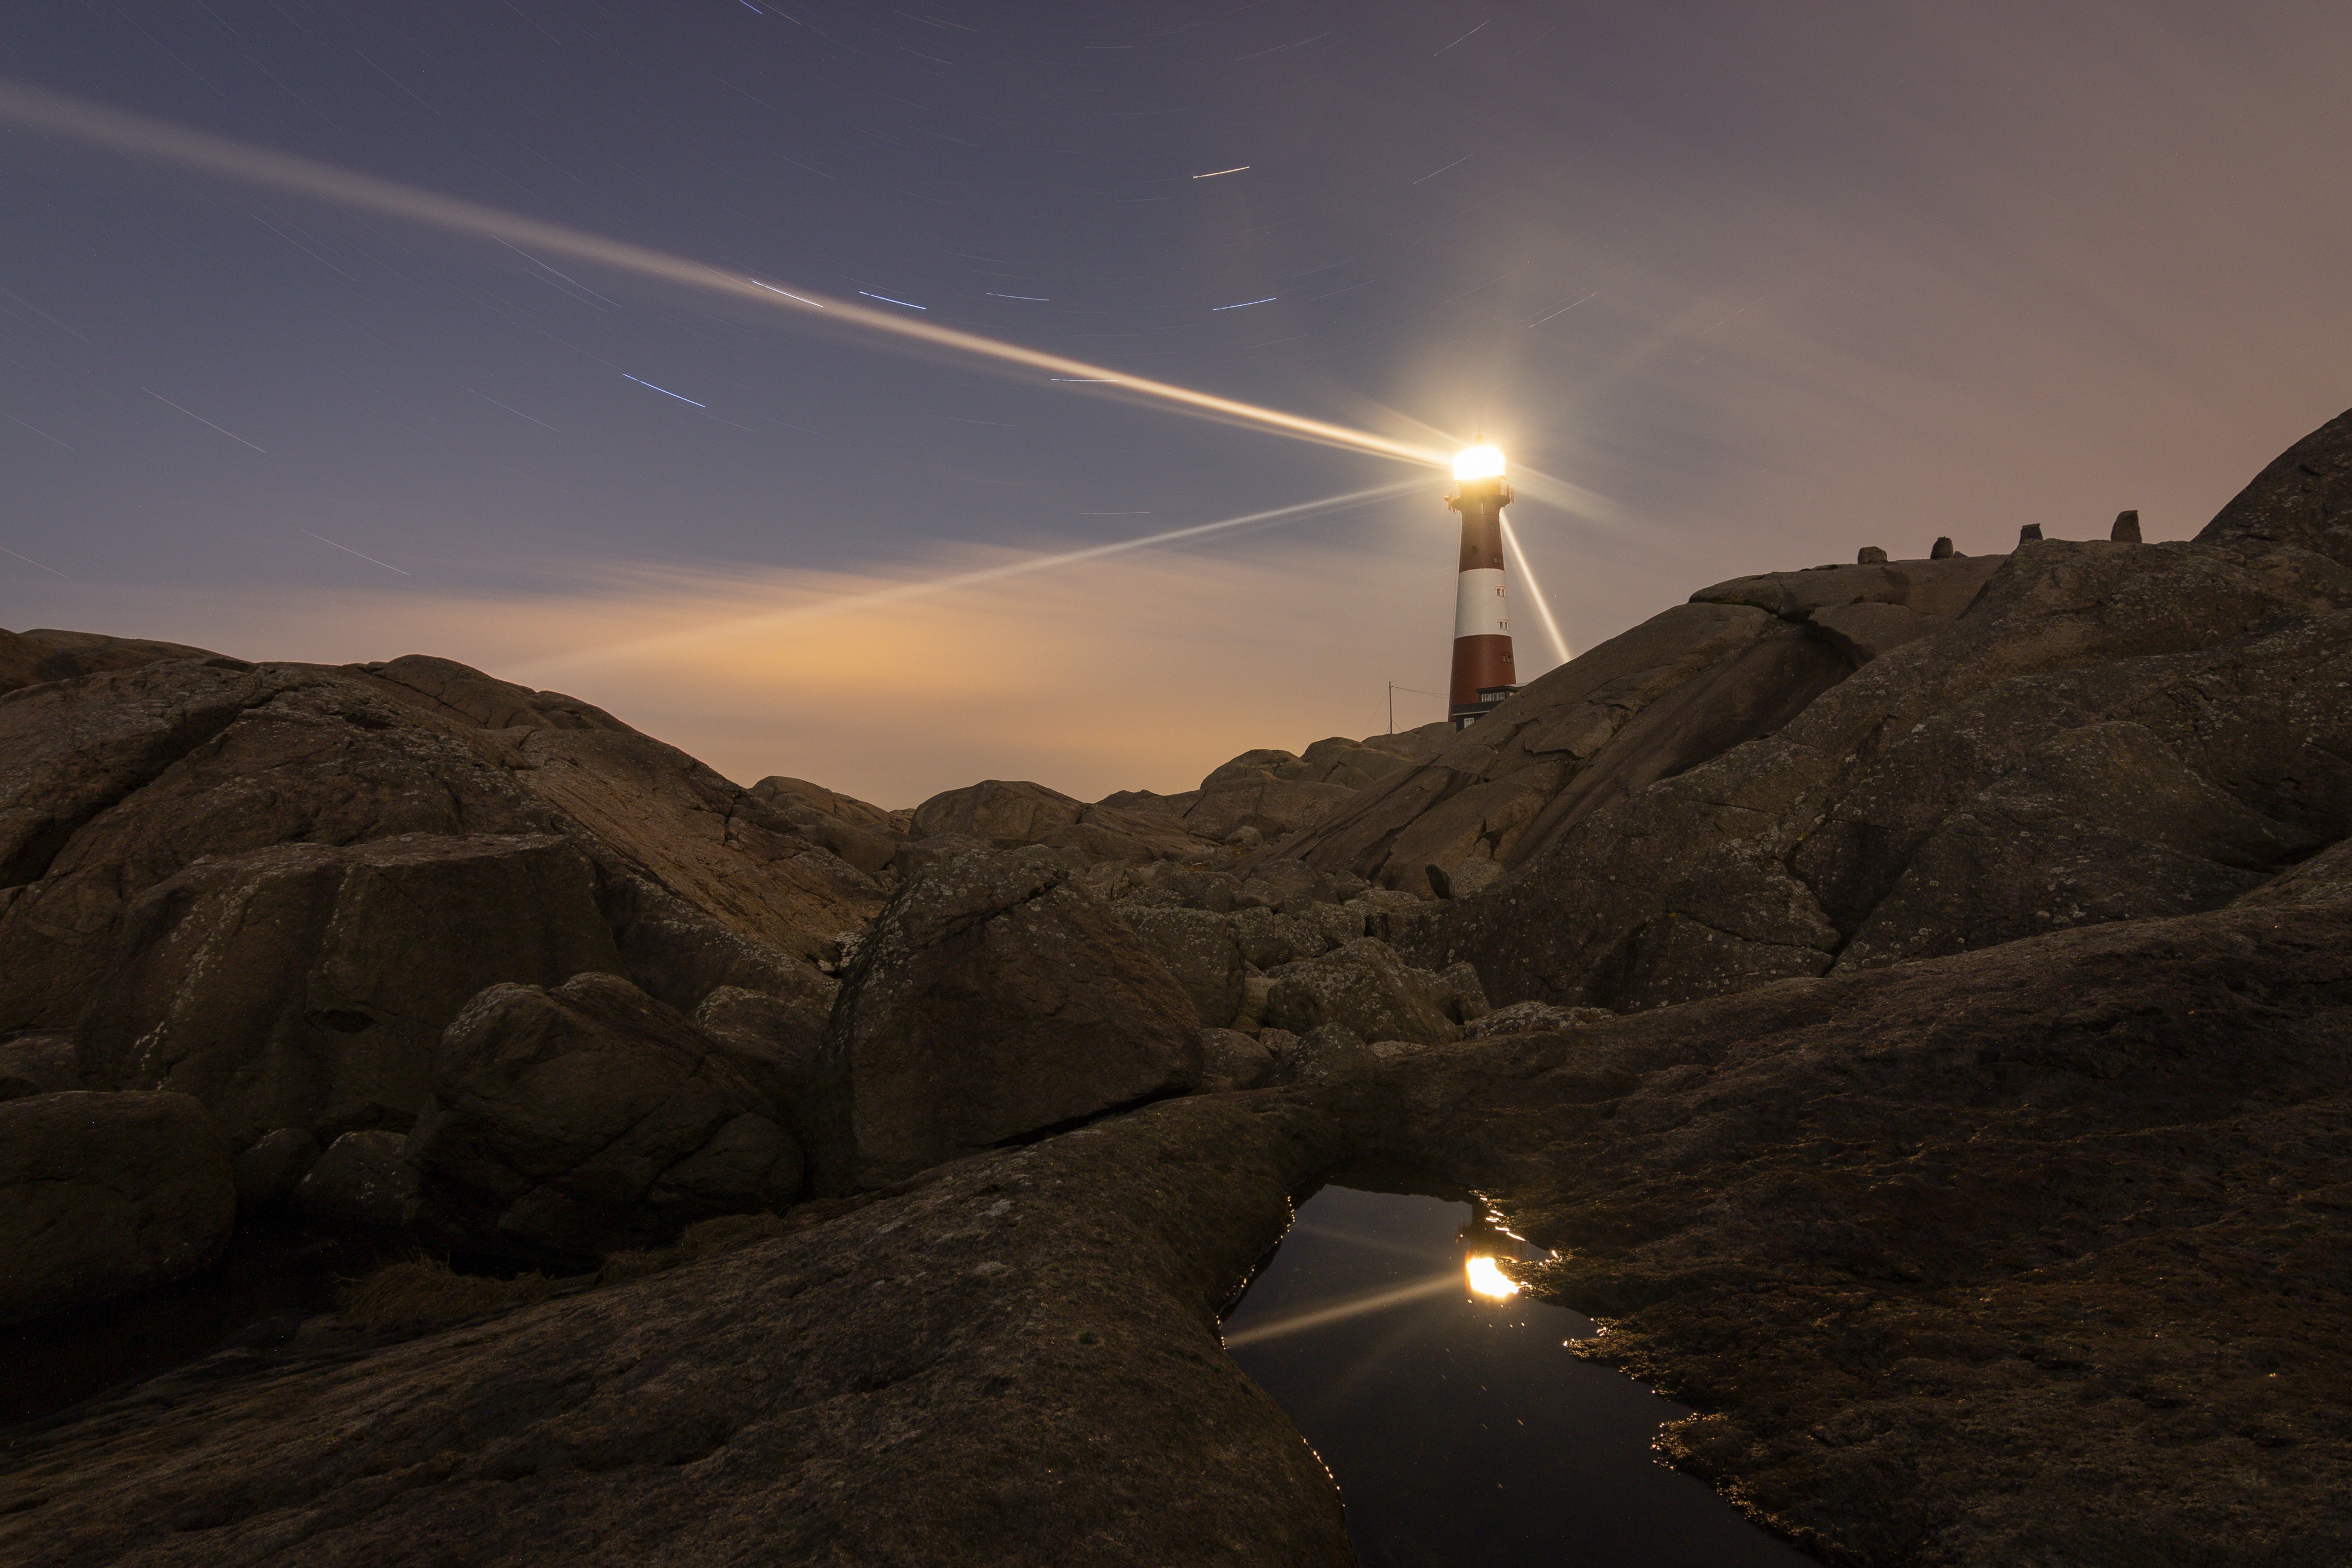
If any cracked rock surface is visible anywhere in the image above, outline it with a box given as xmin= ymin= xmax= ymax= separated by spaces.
xmin=808 ymin=846 xmax=1202 ymax=1191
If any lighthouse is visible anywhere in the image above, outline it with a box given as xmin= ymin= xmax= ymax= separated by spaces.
xmin=1446 ymin=443 xmax=1518 ymax=728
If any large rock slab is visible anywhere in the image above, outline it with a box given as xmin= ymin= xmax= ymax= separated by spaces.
xmin=0 ymin=650 xmax=875 ymax=1055
xmin=908 ymin=780 xmax=1212 ymax=865
xmin=408 ymin=972 xmax=801 ymax=1261
xmin=748 ymin=775 xmax=904 ymax=878
xmin=811 ymin=847 xmax=1201 ymax=1191
xmin=910 ymin=778 xmax=1084 ymax=843
xmin=1347 ymin=886 xmax=2352 ymax=1568
xmin=1686 ymin=552 xmax=2004 ymax=621
xmin=0 ymin=1090 xmax=233 ymax=1325
xmin=0 ymin=1093 xmax=1354 ymax=1568
xmin=2196 ymin=402 xmax=2352 ymax=566
xmin=1265 ymin=598 xmax=1854 ymax=891
xmin=2 ymin=890 xmax=2346 ymax=1565
xmin=79 ymin=834 xmax=627 ymax=1147
xmin=292 ymin=1129 xmax=422 ymax=1231
xmin=1410 ymin=521 xmax=2352 ymax=1012
xmin=0 ymin=627 xmax=232 ymax=697
xmin=1110 ymin=904 xmax=1247 ymax=1029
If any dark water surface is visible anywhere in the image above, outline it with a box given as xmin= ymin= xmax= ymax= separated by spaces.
xmin=1221 ymin=1183 xmax=1812 ymax=1568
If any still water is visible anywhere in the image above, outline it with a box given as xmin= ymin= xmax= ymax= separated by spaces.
xmin=1221 ymin=1182 xmax=1813 ymax=1568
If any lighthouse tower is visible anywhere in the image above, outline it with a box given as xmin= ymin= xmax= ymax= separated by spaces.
xmin=1446 ymin=444 xmax=1519 ymax=728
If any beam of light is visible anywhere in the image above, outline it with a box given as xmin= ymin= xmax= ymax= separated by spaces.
xmin=1192 ymin=166 xmax=1250 ymax=179
xmin=1220 ymin=1272 xmax=1461 ymax=1349
xmin=1212 ymin=296 xmax=1277 ymax=311
xmin=1499 ymin=510 xmax=1573 ymax=665
xmin=856 ymin=290 xmax=927 ymax=310
xmin=0 ymin=81 xmax=1448 ymax=471
xmin=507 ymin=479 xmax=1424 ymax=678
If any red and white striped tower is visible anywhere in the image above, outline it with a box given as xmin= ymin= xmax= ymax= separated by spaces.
xmin=1446 ymin=443 xmax=1518 ymax=728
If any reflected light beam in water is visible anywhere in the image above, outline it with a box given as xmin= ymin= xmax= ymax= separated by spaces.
xmin=507 ymin=479 xmax=1422 ymax=676
xmin=1221 ymin=1272 xmax=1461 ymax=1349
xmin=0 ymin=81 xmax=1448 ymax=472
xmin=1499 ymin=510 xmax=1573 ymax=666
xmin=1464 ymin=1255 xmax=1521 ymax=1300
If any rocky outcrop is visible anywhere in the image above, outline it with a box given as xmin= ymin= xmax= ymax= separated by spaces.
xmin=230 ymin=1126 xmax=319 ymax=1209
xmin=0 ymin=1032 xmax=89 ymax=1101
xmin=748 ymin=775 xmax=905 ymax=879
xmin=8 ymin=870 xmax=2348 ymax=1565
xmin=1242 ymin=408 xmax=2352 ymax=1019
xmin=810 ymin=847 xmax=1201 ymax=1191
xmin=1198 ymin=1027 xmax=1275 ymax=1091
xmin=2196 ymin=403 xmax=2352 ymax=565
xmin=4 ymin=409 xmax=2348 ymax=1564
xmin=690 ymin=983 xmax=833 ymax=1112
xmin=0 ymin=647 xmax=883 ymax=1206
xmin=1413 ymin=534 xmax=2350 ymax=1012
xmin=906 ymin=778 xmax=1217 ymax=867
xmin=1264 ymin=596 xmax=1863 ymax=892
xmin=1261 ymin=938 xmax=1459 ymax=1045
xmin=0 ymin=1092 xmax=1356 ymax=1568
xmin=911 ymin=778 xmax=1085 ymax=843
xmin=0 ymin=1090 xmax=233 ymax=1325
xmin=0 ymin=627 xmax=232 ymax=697
xmin=1171 ymin=733 xmax=1449 ymax=845
xmin=1110 ymin=905 xmax=1247 ymax=1028
xmin=1461 ymin=1000 xmax=1613 ymax=1038
xmin=1344 ymin=880 xmax=2352 ymax=1567
xmin=79 ymin=834 xmax=627 ymax=1148
xmin=408 ymin=972 xmax=801 ymax=1261
xmin=293 ymin=1129 xmax=422 ymax=1231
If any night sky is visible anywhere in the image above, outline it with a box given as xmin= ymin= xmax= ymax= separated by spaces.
xmin=4 ymin=3 xmax=2347 ymax=804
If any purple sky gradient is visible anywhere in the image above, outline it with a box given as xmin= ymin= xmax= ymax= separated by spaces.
xmin=2 ymin=2 xmax=2346 ymax=802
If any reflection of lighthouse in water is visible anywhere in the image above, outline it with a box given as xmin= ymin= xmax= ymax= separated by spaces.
xmin=1446 ymin=444 xmax=1519 ymax=729
xmin=1458 ymin=1210 xmax=1524 ymax=1300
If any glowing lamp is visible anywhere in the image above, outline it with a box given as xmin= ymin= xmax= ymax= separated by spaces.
xmin=1465 ymin=1254 xmax=1520 ymax=1300
xmin=1452 ymin=444 xmax=1506 ymax=482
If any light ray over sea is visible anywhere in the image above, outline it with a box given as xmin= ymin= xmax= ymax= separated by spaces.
xmin=509 ymin=480 xmax=1422 ymax=676
xmin=0 ymin=80 xmax=1449 ymax=471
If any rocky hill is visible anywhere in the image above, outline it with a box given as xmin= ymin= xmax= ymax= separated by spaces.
xmin=1 ymin=406 xmax=2347 ymax=1566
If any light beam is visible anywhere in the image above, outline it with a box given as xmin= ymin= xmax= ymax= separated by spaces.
xmin=1499 ymin=511 xmax=1573 ymax=665
xmin=0 ymin=80 xmax=1448 ymax=470
xmin=507 ymin=479 xmax=1422 ymax=677
xmin=1220 ymin=1272 xmax=1462 ymax=1349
